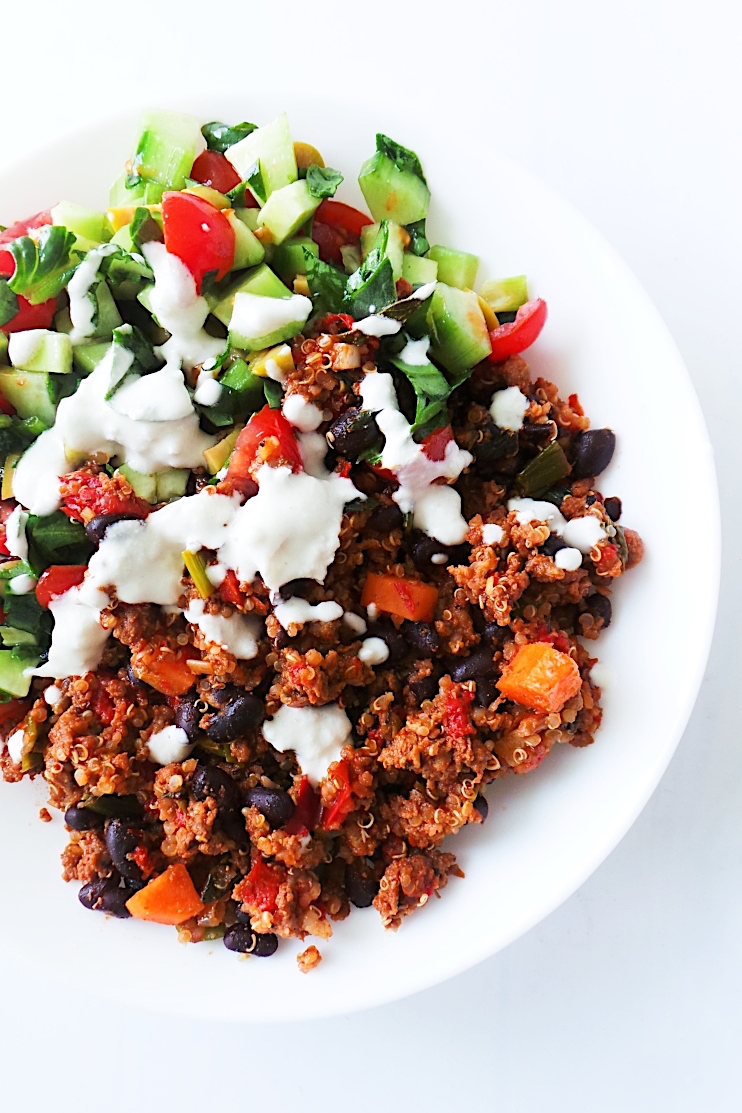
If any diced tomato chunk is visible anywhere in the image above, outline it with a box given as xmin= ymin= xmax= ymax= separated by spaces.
xmin=162 ymin=191 xmax=235 ymax=293
xmin=444 ymin=688 xmax=475 ymax=739
xmin=321 ymin=760 xmax=354 ymax=830
xmin=227 ymin=405 xmax=303 ymax=484
xmin=488 ymin=298 xmax=548 ymax=362
xmin=60 ymin=469 xmax=151 ymax=524
xmin=189 ymin=150 xmax=241 ymax=194
xmin=219 ymin=569 xmax=244 ymax=608
xmin=1 ymin=295 xmax=56 ymax=334
xmin=35 ymin=565 xmax=87 ymax=608
xmin=285 ymin=776 xmax=322 ymax=835
xmin=236 ymin=857 xmax=285 ymax=913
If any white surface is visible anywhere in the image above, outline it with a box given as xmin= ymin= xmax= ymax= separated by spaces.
xmin=0 ymin=0 xmax=738 ymax=1109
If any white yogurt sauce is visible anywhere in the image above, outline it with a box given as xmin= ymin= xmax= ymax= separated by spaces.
xmin=360 ymin=372 xmax=472 ymax=545
xmin=507 ymin=498 xmax=607 ymax=554
xmin=482 ymin=523 xmax=505 ymax=545
xmin=353 ymin=315 xmax=401 ymax=337
xmin=489 ymin=386 xmax=529 ymax=431
xmin=273 ymin=597 xmax=343 ymax=630
xmin=229 ymin=292 xmax=312 ymax=341
xmin=8 ymin=574 xmax=36 ymax=595
xmin=43 ymin=685 xmax=62 ymax=706
xmin=66 ymin=244 xmax=118 ymax=344
xmin=282 ymin=393 xmax=324 ymax=432
xmin=11 ymin=430 xmax=69 ymax=516
xmin=343 ymin=612 xmax=367 ymax=635
xmin=262 ymin=703 xmax=352 ymax=784
xmin=396 ymin=336 xmax=431 ymax=365
xmin=4 ymin=507 xmax=28 ymax=560
xmin=193 ymin=375 xmax=222 ymax=407
xmin=146 ymin=725 xmax=193 ymax=765
xmin=183 ymin=597 xmax=261 ymax=659
xmin=6 ymin=728 xmax=25 ymax=765
xmin=8 ymin=330 xmax=52 ymax=368
xmin=109 ymin=362 xmax=195 ymax=422
xmin=32 ymin=585 xmax=110 ymax=680
xmin=554 ymin=547 xmax=583 ymax=571
xmin=358 ymin=637 xmax=389 ymax=665
xmin=141 ymin=242 xmax=225 ymax=371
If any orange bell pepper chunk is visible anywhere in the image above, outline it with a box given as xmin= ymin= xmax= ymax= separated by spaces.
xmin=131 ymin=637 xmax=198 ymax=696
xmin=125 ymin=863 xmax=204 ymax=925
xmin=360 ymin=572 xmax=438 ymax=623
xmin=496 ymin=642 xmax=581 ymax=714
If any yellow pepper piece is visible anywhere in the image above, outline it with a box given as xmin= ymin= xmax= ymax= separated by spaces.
xmin=294 ymin=142 xmax=325 ymax=170
xmin=248 ymin=344 xmax=295 ymax=380
xmin=293 ymin=275 xmax=310 ymax=297
xmin=1 ymin=454 xmax=19 ymax=500
xmin=203 ymin=425 xmax=242 ymax=475
xmin=182 ymin=550 xmax=214 ymax=599
xmin=183 ymin=185 xmax=231 ymax=210
xmin=107 ymin=206 xmax=136 ymax=232
xmin=475 ymin=293 xmax=500 ymax=331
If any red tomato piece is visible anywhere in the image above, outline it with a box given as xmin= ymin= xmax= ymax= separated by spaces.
xmin=285 ymin=776 xmax=322 ymax=835
xmin=227 ymin=405 xmax=303 ymax=483
xmin=60 ymin=469 xmax=151 ymax=523
xmin=315 ymin=200 xmax=374 ymax=238
xmin=488 ymin=298 xmax=548 ymax=362
xmin=0 ymin=499 xmax=17 ymax=555
xmin=0 ymin=210 xmax=53 ymax=246
xmin=422 ymin=425 xmax=454 ymax=462
xmin=444 ymin=688 xmax=475 ymax=739
xmin=239 ymin=857 xmax=285 ymax=913
xmin=1 ymin=295 xmax=56 ymax=334
xmin=0 ymin=698 xmax=31 ymax=730
xmin=189 ymin=150 xmax=241 ymax=194
xmin=36 ymin=565 xmax=87 ymax=608
xmin=310 ymin=221 xmax=346 ymax=267
xmin=162 ymin=191 xmax=235 ymax=293
xmin=321 ymin=760 xmax=354 ymax=831
xmin=93 ymin=686 xmax=116 ymax=725
xmin=219 ymin=569 xmax=244 ymax=608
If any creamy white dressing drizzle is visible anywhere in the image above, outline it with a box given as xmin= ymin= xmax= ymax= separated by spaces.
xmin=282 ymin=393 xmax=324 ymax=432
xmin=396 ymin=336 xmax=431 ymax=365
xmin=353 ymin=315 xmax=401 ymax=337
xmin=141 ymin=242 xmax=225 ymax=371
xmin=229 ymin=292 xmax=312 ymax=341
xmin=506 ymin=498 xmax=608 ymax=554
xmin=8 ymin=330 xmax=50 ymax=368
xmin=262 ymin=703 xmax=352 ymax=784
xmin=4 ymin=507 xmax=28 ymax=560
xmin=146 ymin=725 xmax=193 ymax=765
xmin=358 ymin=637 xmax=389 ymax=665
xmin=66 ymin=244 xmax=118 ymax=344
xmin=273 ymin=597 xmax=343 ymax=630
xmin=183 ymin=597 xmax=261 ymax=659
xmin=8 ymin=574 xmax=36 ymax=595
xmin=32 ymin=585 xmax=110 ymax=680
xmin=489 ymin=386 xmax=529 ymax=432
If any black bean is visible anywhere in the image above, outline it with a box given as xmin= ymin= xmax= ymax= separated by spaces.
xmin=191 ymin=765 xmax=242 ymax=813
xmin=366 ymin=620 xmax=407 ymax=663
xmin=79 ymin=875 xmax=137 ymax=919
xmin=223 ymin=924 xmax=278 ymax=956
xmin=473 ymin=795 xmax=489 ymax=822
xmin=604 ymin=496 xmax=622 ymax=522
xmin=472 ymin=422 xmax=519 ymax=476
xmin=446 ymin=542 xmax=471 ymax=566
xmin=279 ymin=578 xmax=317 ymax=601
xmin=245 ymin=786 xmax=295 ymax=829
xmin=84 ymin=513 xmax=140 ymax=545
xmin=174 ymin=694 xmax=201 ymax=743
xmin=483 ymin=622 xmax=507 ymax=645
xmin=542 ymin=534 xmax=567 ymax=556
xmin=234 ymin=905 xmax=252 ymax=926
xmin=586 ymin=593 xmax=612 ymax=629
xmin=252 ymin=932 xmax=279 ymax=957
xmin=408 ymin=672 xmax=439 ymax=703
xmin=402 ymin=621 xmax=440 ymax=656
xmin=326 ymin=407 xmax=381 ymax=459
xmin=345 ymin=858 xmax=379 ymax=908
xmin=369 ymin=502 xmax=404 ymax=533
xmin=475 ymin=678 xmax=498 ymax=707
xmin=450 ymin=649 xmax=494 ymax=683
xmin=124 ymin=661 xmax=146 ymax=690
xmin=520 ymin=420 xmax=556 ymax=445
xmin=571 ymin=428 xmax=616 ymax=479
xmin=65 ymin=804 xmax=105 ymax=831
xmin=78 ymin=876 xmax=116 ymax=911
xmin=206 ymin=692 xmax=265 ymax=743
xmin=104 ymin=819 xmax=142 ymax=881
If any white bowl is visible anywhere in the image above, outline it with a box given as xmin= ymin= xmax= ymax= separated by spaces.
xmin=0 ymin=96 xmax=719 ymax=1022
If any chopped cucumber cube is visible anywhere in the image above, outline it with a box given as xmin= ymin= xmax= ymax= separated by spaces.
xmin=0 ymin=648 xmax=37 ymax=698
xmin=156 ymin=470 xmax=190 ymax=501
xmin=212 ymin=264 xmax=292 ymax=327
xmin=479 ymin=276 xmax=529 ymax=314
xmin=224 ymin=210 xmax=265 ymax=270
xmin=358 ymin=151 xmax=430 ymax=225
xmin=427 ymin=245 xmax=479 ymax=290
xmin=131 ymin=109 xmax=203 ymax=191
xmin=257 ymin=180 xmax=321 ymax=244
xmin=229 ymin=291 xmax=311 ymax=353
xmin=51 ymin=202 xmax=111 ymax=244
xmin=402 ymin=253 xmax=438 ymax=287
xmin=8 ymin=330 xmax=72 ymax=375
xmin=360 ymin=221 xmax=407 ymax=280
xmin=73 ymin=341 xmax=112 ymax=376
xmin=117 ymin=464 xmax=158 ymax=503
xmin=271 ymin=237 xmax=318 ymax=285
xmin=225 ymin=113 xmax=298 ymax=198
xmin=427 ymin=284 xmax=492 ymax=375
xmin=234 ymin=208 xmax=260 ymax=232
xmin=109 ymin=173 xmax=163 ymax=208
xmin=0 ymin=368 xmax=59 ymax=425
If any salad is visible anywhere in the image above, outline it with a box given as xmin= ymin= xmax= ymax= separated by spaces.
xmin=0 ymin=110 xmax=642 ymax=970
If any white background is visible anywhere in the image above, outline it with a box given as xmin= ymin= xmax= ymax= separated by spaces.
xmin=0 ymin=1 xmax=739 ymax=1110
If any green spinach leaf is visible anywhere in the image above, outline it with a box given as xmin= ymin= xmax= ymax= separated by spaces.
xmin=305 ymin=164 xmax=343 ymax=200
xmin=0 ymin=280 xmax=19 ymax=327
xmin=376 ymin=134 xmax=427 ymax=184
xmin=201 ymin=120 xmax=257 ymax=154
xmin=7 ymin=226 xmax=78 ymax=305
xmin=304 ymin=249 xmax=347 ymax=317
xmin=405 ymin=219 xmax=429 ymax=257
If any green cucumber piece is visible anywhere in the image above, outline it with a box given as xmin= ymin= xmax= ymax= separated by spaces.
xmin=212 ymin=264 xmax=292 ymax=327
xmin=0 ymin=648 xmax=36 ymax=698
xmin=257 ymin=180 xmax=320 ymax=244
xmin=0 ymin=369 xmax=60 ymax=425
xmin=225 ymin=113 xmax=297 ymax=198
xmin=117 ymin=464 xmax=157 ymax=503
xmin=110 ymin=224 xmax=135 ymax=252
xmin=0 ymin=626 xmax=38 ymax=647
xmin=73 ymin=341 xmax=112 ymax=376
xmin=235 ymin=208 xmax=260 ymax=232
xmin=271 ymin=236 xmax=318 ymax=286
xmin=8 ymin=330 xmax=72 ymax=375
xmin=358 ymin=152 xmax=430 ymax=225
xmin=225 ymin=210 xmax=265 ymax=270
xmin=402 ymin=253 xmax=438 ymax=286
xmin=427 ymin=245 xmax=479 ymax=290
xmin=109 ymin=173 xmax=164 ymax=208
xmin=219 ymin=358 xmax=266 ymax=420
xmin=55 ymin=280 xmax=122 ymax=343
xmin=479 ymin=276 xmax=529 ymax=313
xmin=427 ymin=284 xmax=492 ymax=375
xmin=0 ymin=333 xmax=7 ymax=364
xmin=360 ymin=220 xmax=407 ymax=281
xmin=156 ymin=470 xmax=189 ymax=501
xmin=51 ymin=202 xmax=111 ymax=244
xmin=131 ymin=109 xmax=202 ymax=191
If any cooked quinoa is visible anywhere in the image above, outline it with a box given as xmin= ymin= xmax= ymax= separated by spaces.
xmin=0 ymin=110 xmax=643 ymax=964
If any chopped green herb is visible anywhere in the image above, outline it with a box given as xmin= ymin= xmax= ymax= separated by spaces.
xmin=304 ymin=249 xmax=346 ymax=318
xmin=304 ymin=164 xmax=343 ymax=200
xmin=405 ymin=219 xmax=430 ymax=257
xmin=0 ymin=280 xmax=19 ymax=327
xmin=201 ymin=120 xmax=257 ymax=154
xmin=263 ymin=379 xmax=284 ymax=409
xmin=7 ymin=225 xmax=78 ymax=305
xmin=516 ymin=442 xmax=571 ymax=498
xmin=375 ymin=134 xmax=427 ymax=184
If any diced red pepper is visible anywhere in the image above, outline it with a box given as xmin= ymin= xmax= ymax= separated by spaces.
xmin=0 ymin=499 xmax=18 ymax=556
xmin=488 ymin=298 xmax=548 ymax=362
xmin=321 ymin=759 xmax=354 ymax=831
xmin=35 ymin=565 xmax=87 ymax=608
xmin=422 ymin=425 xmax=454 ymax=462
xmin=314 ymin=312 xmax=355 ymax=334
xmin=239 ymin=857 xmax=285 ymax=913
xmin=227 ymin=405 xmax=303 ymax=484
xmin=131 ymin=844 xmax=154 ymax=879
xmin=162 ymin=191 xmax=235 ymax=293
xmin=219 ymin=569 xmax=244 ymax=608
xmin=444 ymin=688 xmax=475 ymax=739
xmin=285 ymin=775 xmax=322 ymax=835
xmin=93 ymin=686 xmax=115 ymax=726
xmin=189 ymin=150 xmax=241 ymax=194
